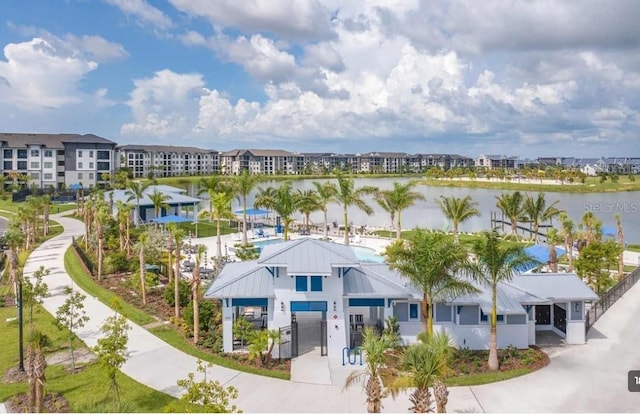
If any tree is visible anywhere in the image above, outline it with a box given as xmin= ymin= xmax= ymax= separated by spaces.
xmin=344 ymin=327 xmax=395 ymax=413
xmin=26 ymin=330 xmax=48 ymax=413
xmin=231 ymin=171 xmax=262 ymax=246
xmin=95 ymin=204 xmax=111 ymax=281
xmin=254 ymin=181 xmax=302 ymax=240
xmin=200 ymin=191 xmax=234 ymax=259
xmin=297 ymin=189 xmax=321 ymax=233
xmin=136 ymin=232 xmax=148 ymax=304
xmin=190 ymin=244 xmax=207 ymax=343
xmin=94 ymin=307 xmax=131 ymax=408
xmin=470 ymin=230 xmax=535 ymax=371
xmin=385 ymin=230 xmax=478 ymax=335
xmin=580 ymin=211 xmax=602 ymax=246
xmin=232 ymin=317 xmax=254 ymax=349
xmin=116 ymin=201 xmax=132 ymax=255
xmin=42 ymin=195 xmax=51 ymax=237
xmin=375 ymin=182 xmax=425 ymax=239
xmin=575 ymin=240 xmax=618 ymax=296
xmin=334 ymin=170 xmax=378 ymax=245
xmin=495 ymin=191 xmax=524 ymax=237
xmin=435 ymin=195 xmax=479 ymax=242
xmin=124 ymin=180 xmax=147 ymax=227
xmin=175 ymin=359 xmax=239 ymax=413
xmin=615 ymin=213 xmax=624 ymax=277
xmin=169 ymin=223 xmax=186 ymax=318
xmin=559 ymin=212 xmax=575 ymax=272
xmin=522 ymin=193 xmax=561 ymax=243
xmin=247 ymin=329 xmax=282 ymax=366
xmin=22 ymin=266 xmax=50 ymax=332
xmin=4 ymin=222 xmax=24 ymax=299
xmin=387 ymin=332 xmax=454 ymax=413
xmin=55 ymin=286 xmax=90 ymax=372
xmin=148 ymin=188 xmax=172 ymax=220
xmin=312 ymin=180 xmax=338 ymax=239
xmin=546 ymin=228 xmax=563 ymax=273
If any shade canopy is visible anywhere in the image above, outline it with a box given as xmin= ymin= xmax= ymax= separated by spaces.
xmin=150 ymin=214 xmax=193 ymax=224
xmin=524 ymin=244 xmax=567 ymax=264
xmin=234 ymin=208 xmax=270 ymax=216
xmin=601 ymin=226 xmax=616 ymax=236
xmin=69 ymin=183 xmax=83 ymax=190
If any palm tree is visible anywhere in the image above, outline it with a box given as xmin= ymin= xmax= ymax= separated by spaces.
xmin=334 ymin=170 xmax=378 ymax=246
xmin=137 ymin=232 xmax=148 ymax=304
xmin=4 ymin=222 xmax=24 ymax=298
xmin=470 ymin=229 xmax=536 ymax=371
xmin=435 ymin=195 xmax=479 ymax=242
xmin=559 ymin=212 xmax=575 ymax=272
xmin=546 ymin=228 xmax=562 ymax=273
xmin=312 ymin=181 xmax=338 ymax=239
xmin=385 ymin=230 xmax=478 ymax=335
xmin=495 ymin=191 xmax=524 ymax=237
xmin=95 ymin=205 xmax=110 ymax=281
xmin=522 ymin=193 xmax=561 ymax=243
xmin=343 ymin=327 xmax=395 ymax=413
xmin=169 ymin=223 xmax=185 ymax=318
xmin=26 ymin=330 xmax=48 ymax=413
xmin=297 ymin=189 xmax=321 ymax=233
xmin=148 ymin=188 xmax=172 ymax=220
xmin=615 ymin=213 xmax=624 ymax=277
xmin=580 ymin=211 xmax=601 ymax=246
xmin=254 ymin=182 xmax=302 ymax=240
xmin=232 ymin=171 xmax=262 ymax=246
xmin=387 ymin=332 xmax=454 ymax=413
xmin=191 ymin=244 xmax=207 ymax=343
xmin=125 ymin=180 xmax=147 ymax=227
xmin=198 ymin=176 xmax=233 ymax=212
xmin=199 ymin=191 xmax=234 ymax=259
xmin=376 ymin=182 xmax=425 ymax=239
xmin=42 ymin=195 xmax=51 ymax=237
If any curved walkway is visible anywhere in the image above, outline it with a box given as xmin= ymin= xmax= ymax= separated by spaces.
xmin=22 ymin=214 xmax=640 ymax=413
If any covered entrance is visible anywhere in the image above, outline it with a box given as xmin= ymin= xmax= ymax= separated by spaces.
xmin=290 ymin=301 xmax=328 ymax=356
xmin=553 ymin=304 xmax=567 ymax=333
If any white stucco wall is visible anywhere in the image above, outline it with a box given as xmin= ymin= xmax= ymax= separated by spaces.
xmin=566 ymin=321 xmax=586 ymax=344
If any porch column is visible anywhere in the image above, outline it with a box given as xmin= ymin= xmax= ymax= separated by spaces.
xmin=222 ymin=299 xmax=233 ymax=352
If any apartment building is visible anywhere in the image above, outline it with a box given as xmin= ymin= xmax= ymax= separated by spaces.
xmin=219 ymin=149 xmax=307 ymax=175
xmin=475 ymin=154 xmax=519 ymax=169
xmin=0 ymin=133 xmax=116 ymax=189
xmin=117 ymin=145 xmax=220 ymax=178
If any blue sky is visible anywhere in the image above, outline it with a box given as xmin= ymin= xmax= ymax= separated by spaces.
xmin=1 ymin=0 xmax=639 ymax=157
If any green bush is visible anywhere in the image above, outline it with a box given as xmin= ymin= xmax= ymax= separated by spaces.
xmin=125 ymin=271 xmax=159 ymax=290
xmin=183 ymin=300 xmax=216 ymax=333
xmin=164 ymin=279 xmax=191 ymax=308
xmin=196 ymin=332 xmax=223 ymax=353
xmin=104 ymin=252 xmax=131 ymax=274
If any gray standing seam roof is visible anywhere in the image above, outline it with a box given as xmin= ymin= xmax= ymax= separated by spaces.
xmin=258 ymin=238 xmax=360 ymax=274
xmin=343 ymin=265 xmax=416 ymax=298
xmin=511 ymin=274 xmax=599 ymax=301
xmin=204 ymin=261 xmax=273 ymax=299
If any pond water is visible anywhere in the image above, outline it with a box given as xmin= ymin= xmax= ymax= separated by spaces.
xmin=189 ymin=178 xmax=640 ymax=243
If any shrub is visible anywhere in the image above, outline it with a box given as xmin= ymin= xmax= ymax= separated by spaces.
xmin=104 ymin=252 xmax=130 ymax=274
xmin=183 ymin=300 xmax=216 ymax=333
xmin=233 ymin=317 xmax=254 ymax=348
xmin=197 ymin=332 xmax=223 ymax=353
xmin=125 ymin=271 xmax=159 ymax=290
xmin=502 ymin=344 xmax=519 ymax=359
xmin=164 ymin=279 xmax=190 ymax=308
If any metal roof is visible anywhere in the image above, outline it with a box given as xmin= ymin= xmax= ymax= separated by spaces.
xmin=445 ymin=278 xmax=548 ymax=314
xmin=204 ymin=261 xmax=273 ymax=299
xmin=104 ymin=185 xmax=201 ymax=207
xmin=343 ymin=264 xmax=417 ymax=299
xmin=510 ymin=273 xmax=599 ymax=301
xmin=258 ymin=238 xmax=360 ymax=274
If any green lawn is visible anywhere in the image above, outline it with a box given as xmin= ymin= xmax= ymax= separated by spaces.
xmin=371 ymin=229 xmax=529 ymax=250
xmin=447 ymin=367 xmax=533 ymax=386
xmin=0 ymin=306 xmax=177 ymax=412
xmin=63 ymin=248 xmax=155 ymax=326
xmin=626 ymin=244 xmax=640 ymax=252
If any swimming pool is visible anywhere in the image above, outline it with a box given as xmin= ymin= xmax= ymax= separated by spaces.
xmin=351 ymin=246 xmax=385 ymax=263
xmin=252 ymin=238 xmax=285 ymax=253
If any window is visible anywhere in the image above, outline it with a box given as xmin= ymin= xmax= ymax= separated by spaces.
xmin=44 ymin=150 xmax=53 ymax=158
xmin=44 ymin=162 xmax=53 ymax=169
xmin=57 ymin=160 xmax=65 ymax=167
xmin=57 ymin=172 xmax=65 ymax=177
xmin=30 ymin=172 xmax=39 ymax=179
xmin=78 ymin=173 xmax=83 ymax=180
xmin=3 ymin=161 xmax=12 ymax=170
xmin=78 ymin=162 xmax=83 ymax=169
xmin=17 ymin=150 xmax=27 ymax=159
xmin=97 ymin=150 xmax=110 ymax=160
xmin=44 ymin=173 xmax=53 ymax=180
xmin=310 ymin=276 xmax=323 ymax=292
xmin=89 ymin=173 xmax=94 ymax=180
xmin=17 ymin=161 xmax=27 ymax=170
xmin=409 ymin=303 xmax=419 ymax=320
xmin=78 ymin=151 xmax=83 ymax=157
xmin=30 ymin=149 xmax=40 ymax=157
xmin=58 ymin=150 xmax=64 ymax=156
xmin=30 ymin=162 xmax=39 ymax=169
xmin=3 ymin=149 xmax=12 ymax=158
xmin=295 ymin=276 xmax=307 ymax=292
xmin=480 ymin=310 xmax=504 ymax=323
xmin=97 ymin=162 xmax=110 ymax=171
xmin=89 ymin=151 xmax=94 ymax=158
xmin=89 ymin=162 xmax=94 ymax=169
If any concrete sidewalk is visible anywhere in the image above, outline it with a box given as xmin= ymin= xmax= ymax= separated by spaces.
xmin=20 ymin=214 xmax=640 ymax=413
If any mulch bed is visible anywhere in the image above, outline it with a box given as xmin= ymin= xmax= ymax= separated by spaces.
xmin=97 ymin=273 xmax=175 ymax=321
xmin=6 ymin=392 xmax=71 ymax=413
xmin=220 ymin=352 xmax=291 ymax=372
xmin=449 ymin=346 xmax=549 ymax=375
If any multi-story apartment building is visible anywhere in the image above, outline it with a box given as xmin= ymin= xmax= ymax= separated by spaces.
xmin=220 ymin=149 xmax=308 ymax=175
xmin=117 ymin=145 xmax=220 ymax=178
xmin=0 ymin=133 xmax=116 ymax=189
xmin=475 ymin=154 xmax=519 ymax=170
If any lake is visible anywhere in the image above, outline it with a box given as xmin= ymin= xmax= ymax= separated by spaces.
xmin=189 ymin=177 xmax=640 ymax=243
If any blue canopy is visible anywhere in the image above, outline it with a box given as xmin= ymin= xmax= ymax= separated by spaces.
xmin=69 ymin=183 xmax=83 ymax=190
xmin=234 ymin=208 xmax=270 ymax=216
xmin=515 ymin=244 xmax=568 ymax=273
xmin=601 ymin=226 xmax=616 ymax=236
xmin=150 ymin=214 xmax=193 ymax=224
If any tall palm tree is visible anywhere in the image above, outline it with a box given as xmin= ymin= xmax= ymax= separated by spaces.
xmin=137 ymin=232 xmax=148 ymax=304
xmin=297 ymin=189 xmax=321 ymax=233
xmin=470 ymin=229 xmax=535 ymax=371
xmin=4 ymin=222 xmax=24 ymax=298
xmin=254 ymin=182 xmax=302 ymax=241
xmin=435 ymin=195 xmax=479 ymax=242
xmin=42 ymin=195 xmax=51 ymax=237
xmin=191 ymin=244 xmax=207 ymax=343
xmin=312 ymin=180 xmax=338 ymax=239
xmin=95 ymin=205 xmax=111 ymax=282
xmin=232 ymin=171 xmax=262 ymax=246
xmin=559 ymin=212 xmax=575 ymax=272
xmin=334 ymin=170 xmax=378 ymax=246
xmin=376 ymin=182 xmax=425 ymax=239
xmin=615 ymin=213 xmax=624 ymax=277
xmin=169 ymin=223 xmax=185 ymax=318
xmin=495 ymin=191 xmax=524 ymax=237
xmin=200 ymin=191 xmax=235 ymax=259
xmin=387 ymin=332 xmax=454 ymax=413
xmin=148 ymin=188 xmax=172 ymax=220
xmin=343 ymin=327 xmax=395 ymax=413
xmin=546 ymin=228 xmax=562 ymax=273
xmin=522 ymin=193 xmax=561 ymax=243
xmin=385 ymin=231 xmax=478 ymax=335
xmin=580 ymin=211 xmax=601 ymax=246
xmin=125 ymin=180 xmax=147 ymax=227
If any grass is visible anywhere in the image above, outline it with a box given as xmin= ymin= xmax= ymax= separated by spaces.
xmin=63 ymin=248 xmax=155 ymax=326
xmin=371 ymin=229 xmax=529 ymax=249
xmin=627 ymin=244 xmax=640 ymax=252
xmin=447 ymin=367 xmax=533 ymax=386
xmin=150 ymin=325 xmax=291 ymax=380
xmin=0 ymin=306 xmax=177 ymax=412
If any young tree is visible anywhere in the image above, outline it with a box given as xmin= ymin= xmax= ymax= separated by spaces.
xmin=254 ymin=182 xmax=303 ymax=240
xmin=190 ymin=244 xmax=207 ymax=343
xmin=522 ymin=193 xmax=561 ymax=243
xmin=199 ymin=191 xmax=234 ymax=259
xmin=231 ymin=171 xmax=262 ymax=246
xmin=94 ymin=309 xmax=131 ymax=408
xmin=26 ymin=330 xmax=48 ymax=413
xmin=546 ymin=228 xmax=563 ymax=273
xmin=175 ymin=359 xmax=240 ymax=413
xmin=435 ymin=195 xmax=480 ymax=242
xmin=334 ymin=170 xmax=378 ymax=246
xmin=22 ymin=266 xmax=50 ymax=332
xmin=169 ymin=223 xmax=186 ymax=318
xmin=614 ymin=213 xmax=624 ymax=277
xmin=148 ymin=188 xmax=172 ymax=220
xmin=559 ymin=212 xmax=575 ymax=272
xmin=55 ymin=286 xmax=90 ymax=371
xmin=124 ymin=180 xmax=147 ymax=227
xmin=495 ymin=191 xmax=524 ymax=237
xmin=375 ymin=182 xmax=426 ymax=239
xmin=312 ymin=180 xmax=338 ymax=239
xmin=136 ymin=232 xmax=148 ymax=304
xmin=575 ymin=240 xmax=619 ymax=296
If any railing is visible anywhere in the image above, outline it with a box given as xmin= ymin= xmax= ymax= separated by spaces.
xmin=586 ymin=267 xmax=640 ymax=331
xmin=71 ymin=236 xmax=96 ymax=276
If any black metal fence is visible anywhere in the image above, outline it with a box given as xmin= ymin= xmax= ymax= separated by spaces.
xmin=12 ymin=188 xmax=77 ymax=203
xmin=71 ymin=236 xmax=96 ymax=276
xmin=586 ymin=267 xmax=640 ymax=331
